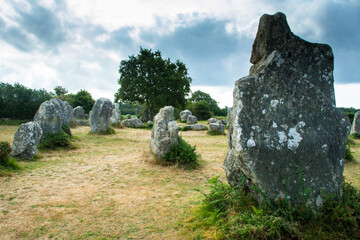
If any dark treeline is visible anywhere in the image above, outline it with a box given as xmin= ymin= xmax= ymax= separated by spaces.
xmin=0 ymin=82 xmax=54 ymax=119
xmin=339 ymin=107 xmax=359 ymax=123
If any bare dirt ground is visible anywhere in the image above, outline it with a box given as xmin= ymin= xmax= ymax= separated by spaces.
xmin=0 ymin=126 xmax=228 ymax=239
xmin=0 ymin=125 xmax=359 ymax=239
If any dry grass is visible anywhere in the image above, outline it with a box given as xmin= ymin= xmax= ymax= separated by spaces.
xmin=0 ymin=125 xmax=359 ymax=239
xmin=0 ymin=126 xmax=227 ymax=239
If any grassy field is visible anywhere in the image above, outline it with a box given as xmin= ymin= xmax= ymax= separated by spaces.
xmin=0 ymin=124 xmax=359 ymax=239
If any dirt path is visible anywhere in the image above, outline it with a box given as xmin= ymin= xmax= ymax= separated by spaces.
xmin=0 ymin=126 xmax=228 ymax=239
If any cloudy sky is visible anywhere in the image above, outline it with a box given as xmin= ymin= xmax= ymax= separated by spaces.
xmin=0 ymin=0 xmax=359 ymax=108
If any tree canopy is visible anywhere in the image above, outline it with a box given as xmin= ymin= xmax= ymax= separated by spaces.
xmin=0 ymin=82 xmax=53 ymax=119
xmin=115 ymin=48 xmax=192 ymax=119
xmin=72 ymin=90 xmax=95 ymax=114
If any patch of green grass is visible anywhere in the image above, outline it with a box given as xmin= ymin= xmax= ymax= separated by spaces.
xmin=180 ymin=126 xmax=192 ymax=131
xmin=190 ymin=176 xmax=360 ymax=239
xmin=0 ymin=119 xmax=28 ymax=126
xmin=207 ymin=130 xmax=225 ymax=136
xmin=89 ymin=127 xmax=116 ymax=135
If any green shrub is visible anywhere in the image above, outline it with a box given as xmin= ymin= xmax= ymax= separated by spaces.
xmin=163 ymin=136 xmax=197 ymax=168
xmin=351 ymin=133 xmax=360 ymax=139
xmin=345 ymin=139 xmax=355 ymax=162
xmin=191 ymin=176 xmax=360 ymax=239
xmin=187 ymin=101 xmax=213 ymax=120
xmin=104 ymin=127 xmax=116 ymax=134
xmin=39 ymin=127 xmax=71 ymax=150
xmin=0 ymin=141 xmax=12 ymax=165
xmin=180 ymin=126 xmax=192 ymax=131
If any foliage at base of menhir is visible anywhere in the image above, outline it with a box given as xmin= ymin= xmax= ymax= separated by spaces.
xmin=190 ymin=176 xmax=360 ymax=239
xmin=163 ymin=136 xmax=197 ymax=168
xmin=39 ymin=125 xmax=72 ymax=150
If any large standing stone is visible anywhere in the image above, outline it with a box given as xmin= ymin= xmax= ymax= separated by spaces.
xmin=151 ymin=106 xmax=179 ymax=160
xmin=180 ymin=110 xmax=192 ymax=122
xmin=73 ymin=106 xmax=85 ymax=119
xmin=89 ymin=98 xmax=113 ymax=133
xmin=350 ymin=111 xmax=360 ymax=135
xmin=122 ymin=117 xmax=144 ymax=128
xmin=224 ymin=12 xmax=350 ymax=207
xmin=110 ymin=103 xmax=122 ymax=124
xmin=12 ymin=121 xmax=42 ymax=159
xmin=34 ymin=98 xmax=74 ymax=135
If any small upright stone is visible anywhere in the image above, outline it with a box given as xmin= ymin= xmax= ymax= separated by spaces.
xmin=187 ymin=115 xmax=197 ymax=124
xmin=126 ymin=114 xmax=131 ymax=120
xmin=208 ymin=118 xmax=218 ymax=124
xmin=224 ymin=12 xmax=350 ymax=207
xmin=89 ymin=98 xmax=113 ymax=133
xmin=12 ymin=121 xmax=42 ymax=159
xmin=151 ymin=106 xmax=179 ymax=160
xmin=209 ymin=122 xmax=225 ymax=134
xmin=180 ymin=110 xmax=192 ymax=122
xmin=110 ymin=103 xmax=122 ymax=124
xmin=34 ymin=98 xmax=74 ymax=135
xmin=351 ymin=111 xmax=360 ymax=135
xmin=73 ymin=106 xmax=85 ymax=119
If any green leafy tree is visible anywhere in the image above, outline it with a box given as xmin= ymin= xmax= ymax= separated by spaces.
xmin=189 ymin=90 xmax=223 ymax=116
xmin=115 ymin=48 xmax=192 ymax=119
xmin=54 ymin=86 xmax=68 ymax=100
xmin=187 ymin=101 xmax=213 ymax=120
xmin=73 ymin=90 xmax=95 ymax=113
xmin=0 ymin=82 xmax=53 ymax=119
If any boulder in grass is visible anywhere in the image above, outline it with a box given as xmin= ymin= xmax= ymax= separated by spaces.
xmin=73 ymin=106 xmax=85 ymax=119
xmin=12 ymin=121 xmax=42 ymax=159
xmin=208 ymin=118 xmax=218 ymax=124
xmin=209 ymin=122 xmax=225 ymax=134
xmin=184 ymin=124 xmax=208 ymax=131
xmin=89 ymin=98 xmax=113 ymax=133
xmin=150 ymin=106 xmax=179 ymax=160
xmin=187 ymin=115 xmax=197 ymax=124
xmin=180 ymin=110 xmax=192 ymax=122
xmin=122 ymin=117 xmax=144 ymax=128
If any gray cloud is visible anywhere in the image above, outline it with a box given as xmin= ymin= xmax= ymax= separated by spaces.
xmin=139 ymin=18 xmax=253 ymax=86
xmin=0 ymin=0 xmax=66 ymax=52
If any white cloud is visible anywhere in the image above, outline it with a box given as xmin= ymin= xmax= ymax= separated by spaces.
xmin=80 ymin=62 xmax=102 ymax=71
xmin=335 ymin=83 xmax=360 ymax=108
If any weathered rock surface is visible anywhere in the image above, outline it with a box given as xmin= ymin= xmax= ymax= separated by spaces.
xmin=12 ymin=121 xmax=42 ymax=159
xmin=208 ymin=118 xmax=218 ymax=124
xmin=209 ymin=122 xmax=225 ymax=134
xmin=110 ymin=103 xmax=122 ymax=124
xmin=89 ymin=98 xmax=113 ymax=133
xmin=75 ymin=120 xmax=88 ymax=126
xmin=34 ymin=98 xmax=74 ymax=135
xmin=219 ymin=119 xmax=227 ymax=125
xmin=351 ymin=111 xmax=360 ymax=135
xmin=151 ymin=106 xmax=179 ymax=160
xmin=126 ymin=114 xmax=131 ymax=120
xmin=122 ymin=117 xmax=144 ymax=128
xmin=180 ymin=110 xmax=192 ymax=122
xmin=73 ymin=106 xmax=85 ymax=119
xmin=224 ymin=12 xmax=350 ymax=207
xmin=187 ymin=115 xmax=198 ymax=124
xmin=85 ymin=113 xmax=89 ymax=120
xmin=184 ymin=124 xmax=208 ymax=131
